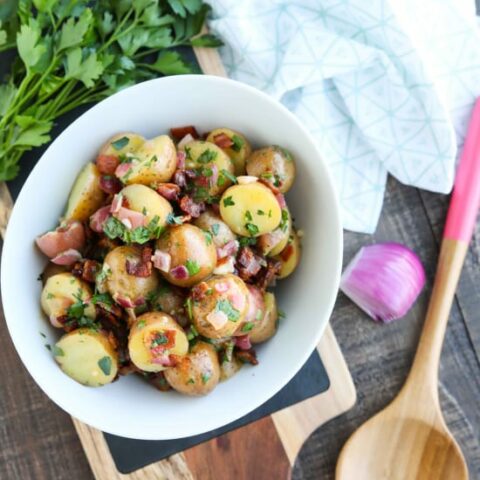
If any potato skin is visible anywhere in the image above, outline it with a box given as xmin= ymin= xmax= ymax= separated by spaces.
xmin=191 ymin=274 xmax=250 ymax=339
xmin=54 ymin=328 xmax=118 ymax=386
xmin=219 ymin=182 xmax=281 ymax=237
xmin=235 ymin=285 xmax=265 ymax=336
xmin=258 ymin=206 xmax=292 ymax=256
xmin=121 ymin=184 xmax=173 ymax=228
xmin=181 ymin=140 xmax=235 ymax=196
xmin=246 ymin=146 xmax=296 ymax=193
xmin=275 ymin=231 xmax=301 ymax=279
xmin=164 ymin=341 xmax=220 ymax=395
xmin=128 ymin=312 xmax=189 ymax=373
xmin=99 ymin=132 xmax=145 ymax=156
xmin=151 ymin=282 xmax=189 ymax=327
xmin=206 ymin=128 xmax=251 ymax=176
xmin=122 ymin=135 xmax=177 ymax=185
xmin=193 ymin=209 xmax=237 ymax=248
xmin=41 ymin=273 xmax=96 ymax=325
xmin=155 ymin=224 xmax=217 ymax=287
xmin=65 ymin=162 xmax=105 ymax=221
xmin=104 ymin=246 xmax=160 ymax=306
xmin=250 ymin=292 xmax=278 ymax=344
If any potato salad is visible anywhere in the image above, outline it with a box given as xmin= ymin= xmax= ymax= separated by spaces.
xmin=35 ymin=126 xmax=301 ymax=396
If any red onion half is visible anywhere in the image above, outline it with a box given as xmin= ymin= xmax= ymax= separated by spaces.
xmin=340 ymin=243 xmax=426 ymax=323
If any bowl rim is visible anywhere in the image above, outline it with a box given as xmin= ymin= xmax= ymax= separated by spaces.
xmin=1 ymin=74 xmax=343 ymax=439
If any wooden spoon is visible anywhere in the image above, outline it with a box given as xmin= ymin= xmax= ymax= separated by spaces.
xmin=336 ymin=98 xmax=480 ymax=480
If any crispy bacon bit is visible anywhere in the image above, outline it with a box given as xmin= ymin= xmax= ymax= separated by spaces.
xmin=113 ymin=207 xmax=147 ymax=230
xmin=237 ymin=247 xmax=262 ymax=280
xmin=213 ymin=256 xmax=236 ymax=275
xmin=152 ymin=354 xmax=179 ymax=367
xmin=100 ymin=175 xmax=123 ymax=194
xmin=256 ymin=258 xmax=282 ymax=290
xmin=235 ymin=349 xmax=258 ymax=365
xmin=90 ymin=206 xmax=111 ymax=233
xmin=210 ymin=203 xmax=220 ymax=215
xmin=156 ymin=183 xmax=180 ymax=201
xmin=36 ymin=221 xmax=85 ymax=259
xmin=151 ymin=249 xmax=171 ymax=272
xmin=49 ymin=314 xmax=64 ymax=328
xmin=280 ymin=244 xmax=294 ymax=262
xmin=96 ymin=302 xmax=123 ymax=320
xmin=206 ymin=310 xmax=228 ymax=330
xmin=191 ymin=281 xmax=210 ymax=301
xmin=234 ymin=335 xmax=252 ymax=350
xmin=213 ymin=133 xmax=234 ymax=149
xmin=71 ymin=259 xmax=101 ymax=283
xmin=217 ymin=240 xmax=239 ymax=259
xmin=170 ymin=125 xmax=199 ymax=141
xmin=51 ymin=249 xmax=82 ymax=266
xmin=173 ymin=170 xmax=187 ymax=188
xmin=96 ymin=154 xmax=120 ymax=175
xmin=276 ymin=193 xmax=286 ymax=209
xmin=179 ymin=196 xmax=205 ymax=218
xmin=126 ymin=247 xmax=152 ymax=277
xmin=170 ymin=265 xmax=189 ymax=280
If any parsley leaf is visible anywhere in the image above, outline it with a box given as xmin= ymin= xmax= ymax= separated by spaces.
xmin=220 ymin=169 xmax=237 ymax=184
xmin=241 ymin=322 xmax=255 ymax=333
xmin=245 ymin=223 xmax=259 ymax=236
xmin=52 ymin=345 xmax=64 ymax=357
xmin=202 ymin=230 xmax=213 ymax=245
xmin=111 ymin=136 xmax=130 ymax=151
xmin=280 ymin=209 xmax=289 ymax=232
xmin=98 ymin=356 xmax=112 ymax=376
xmin=216 ymin=299 xmax=240 ymax=322
xmin=196 ymin=148 xmax=217 ymax=164
xmin=201 ymin=372 xmax=211 ymax=384
xmin=166 ymin=212 xmax=183 ymax=225
xmin=223 ymin=196 xmax=235 ymax=207
xmin=231 ymin=134 xmax=244 ymax=152
xmin=185 ymin=259 xmax=200 ymax=276
xmin=211 ymin=224 xmax=220 ymax=236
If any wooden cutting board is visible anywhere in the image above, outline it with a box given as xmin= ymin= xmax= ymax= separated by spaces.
xmin=0 ymin=43 xmax=356 ymax=480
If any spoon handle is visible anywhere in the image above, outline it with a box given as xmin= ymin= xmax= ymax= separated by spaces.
xmin=407 ymin=98 xmax=480 ymax=395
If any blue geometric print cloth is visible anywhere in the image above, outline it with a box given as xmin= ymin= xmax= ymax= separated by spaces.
xmin=208 ymin=0 xmax=480 ymax=233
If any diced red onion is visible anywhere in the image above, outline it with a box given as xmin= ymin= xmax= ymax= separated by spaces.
xmin=340 ymin=243 xmax=426 ymax=323
xmin=51 ymin=249 xmax=82 ymax=265
xmin=90 ymin=205 xmax=111 ymax=232
xmin=114 ymin=295 xmax=136 ymax=308
xmin=100 ymin=175 xmax=122 ymax=194
xmin=156 ymin=183 xmax=180 ymax=201
xmin=276 ymin=193 xmax=286 ymax=209
xmin=216 ymin=240 xmax=239 ymax=259
xmin=176 ymin=150 xmax=186 ymax=169
xmin=234 ymin=335 xmax=252 ymax=350
xmin=170 ymin=265 xmax=189 ymax=280
xmin=209 ymin=164 xmax=219 ymax=187
xmin=151 ymin=250 xmax=171 ymax=273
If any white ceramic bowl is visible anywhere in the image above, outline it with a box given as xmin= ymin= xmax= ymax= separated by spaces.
xmin=2 ymin=75 xmax=342 ymax=440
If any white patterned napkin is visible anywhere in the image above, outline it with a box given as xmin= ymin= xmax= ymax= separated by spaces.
xmin=207 ymin=0 xmax=480 ymax=233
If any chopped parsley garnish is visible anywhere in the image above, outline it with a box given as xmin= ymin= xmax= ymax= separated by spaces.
xmin=187 ymin=324 xmax=199 ymax=341
xmin=103 ymin=215 xmax=164 ymax=244
xmin=67 ymin=298 xmax=86 ymax=319
xmin=185 ymin=298 xmax=194 ymax=321
xmin=166 ymin=212 xmax=183 ymax=225
xmin=39 ymin=332 xmax=46 ymax=338
xmin=96 ymin=266 xmax=112 ymax=284
xmin=223 ymin=196 xmax=235 ymax=207
xmin=280 ymin=209 xmax=289 ymax=232
xmin=185 ymin=259 xmax=200 ymax=276
xmin=245 ymin=223 xmax=259 ymax=236
xmin=239 ymin=236 xmax=257 ymax=247
xmin=137 ymin=320 xmax=146 ymax=329
xmin=98 ymin=356 xmax=112 ymax=376
xmin=268 ymin=210 xmax=272 ymax=218
xmin=203 ymin=230 xmax=213 ymax=246
xmin=184 ymin=146 xmax=192 ymax=160
xmin=216 ymin=299 xmax=240 ymax=322
xmin=257 ymin=210 xmax=265 ymax=216
xmin=211 ymin=224 xmax=220 ymax=236
xmin=46 ymin=292 xmax=54 ymax=299
xmin=122 ymin=168 xmax=134 ymax=182
xmin=144 ymin=155 xmax=157 ymax=168
xmin=201 ymin=372 xmax=211 ymax=384
xmin=276 ymin=145 xmax=293 ymax=162
xmin=278 ymin=309 xmax=286 ymax=319
xmin=187 ymin=378 xmax=195 ymax=384
xmin=103 ymin=216 xmax=126 ymax=240
xmin=220 ymin=169 xmax=237 ymax=184
xmin=151 ymin=333 xmax=169 ymax=347
xmin=231 ymin=134 xmax=244 ymax=152
xmin=245 ymin=210 xmax=253 ymax=221
xmin=197 ymin=149 xmax=217 ymax=164
xmin=111 ymin=136 xmax=130 ymax=151
xmin=260 ymin=172 xmax=273 ymax=180
xmin=241 ymin=322 xmax=255 ymax=333
xmin=52 ymin=345 xmax=64 ymax=356
xmin=217 ymin=175 xmax=226 ymax=187
xmin=45 ymin=344 xmax=51 ymax=351
xmin=91 ymin=293 xmax=113 ymax=307
xmin=222 ymin=341 xmax=235 ymax=364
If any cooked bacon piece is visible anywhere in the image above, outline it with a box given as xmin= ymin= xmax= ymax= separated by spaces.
xmin=258 ymin=178 xmax=280 ymax=195
xmin=51 ymin=249 xmax=82 ymax=266
xmin=36 ymin=221 xmax=85 ymax=259
xmin=275 ymin=193 xmax=286 ymax=209
xmin=115 ymin=162 xmax=134 ymax=179
xmin=100 ymin=175 xmax=122 ymax=194
xmin=95 ymin=302 xmax=123 ymax=320
xmin=114 ymin=207 xmax=147 ymax=230
xmin=235 ymin=349 xmax=258 ymax=365
xmin=55 ymin=314 xmax=76 ymax=332
xmin=179 ymin=196 xmax=205 ymax=218
xmin=234 ymin=335 xmax=252 ymax=350
xmin=152 ymin=354 xmax=179 ymax=367
xmin=89 ymin=205 xmax=111 ymax=233
xmin=96 ymin=154 xmax=120 ymax=175
xmin=156 ymin=183 xmax=180 ymax=201
xmin=191 ymin=281 xmax=210 ymax=301
xmin=126 ymin=247 xmax=153 ymax=278
xmin=151 ymin=249 xmax=171 ymax=272
xmin=173 ymin=170 xmax=187 ymax=188
xmin=256 ymin=258 xmax=282 ymax=290
xmin=237 ymin=247 xmax=262 ymax=280
xmin=170 ymin=125 xmax=199 ymax=141
xmin=71 ymin=259 xmax=101 ymax=283
xmin=280 ymin=243 xmax=294 ymax=262
xmin=213 ymin=133 xmax=234 ymax=149
xmin=216 ymin=240 xmax=239 ymax=259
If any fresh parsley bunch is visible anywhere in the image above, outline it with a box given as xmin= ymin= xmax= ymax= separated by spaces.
xmin=0 ymin=0 xmax=221 ymax=181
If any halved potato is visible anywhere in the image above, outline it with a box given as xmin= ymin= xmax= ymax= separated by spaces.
xmin=181 ymin=140 xmax=235 ymax=196
xmin=121 ymin=184 xmax=173 ymax=227
xmin=164 ymin=341 xmax=220 ymax=396
xmin=258 ymin=206 xmax=292 ymax=256
xmin=64 ymin=162 xmax=105 ymax=221
xmin=219 ymin=181 xmax=281 ymax=237
xmin=99 ymin=132 xmax=145 ymax=156
xmin=275 ymin=231 xmax=301 ymax=279
xmin=54 ymin=328 xmax=118 ymax=386
xmin=206 ymin=128 xmax=251 ymax=176
xmin=128 ymin=312 xmax=188 ymax=372
xmin=250 ymin=292 xmax=278 ymax=344
xmin=41 ymin=273 xmax=96 ymax=327
xmin=119 ymin=135 xmax=177 ymax=185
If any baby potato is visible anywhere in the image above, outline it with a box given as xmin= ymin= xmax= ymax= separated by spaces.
xmin=128 ymin=312 xmax=188 ymax=373
xmin=151 ymin=282 xmax=189 ymax=327
xmin=246 ymin=146 xmax=296 ymax=193
xmin=155 ymin=224 xmax=217 ymax=287
xmin=64 ymin=162 xmax=105 ymax=222
xmin=121 ymin=135 xmax=177 ymax=185
xmin=164 ymin=341 xmax=220 ymax=396
xmin=191 ymin=274 xmax=250 ymax=339
xmin=220 ymin=355 xmax=242 ymax=382
xmin=99 ymin=132 xmax=145 ymax=156
xmin=206 ymin=128 xmax=251 ymax=176
xmin=250 ymin=292 xmax=278 ymax=344
xmin=104 ymin=246 xmax=160 ymax=306
xmin=258 ymin=206 xmax=292 ymax=256
xmin=219 ymin=182 xmax=281 ymax=237
xmin=121 ymin=184 xmax=173 ymax=227
xmin=275 ymin=231 xmax=301 ymax=279
xmin=54 ymin=328 xmax=118 ymax=386
xmin=235 ymin=285 xmax=265 ymax=336
xmin=181 ymin=140 xmax=235 ymax=196
xmin=41 ymin=273 xmax=96 ymax=327
xmin=193 ymin=209 xmax=237 ymax=248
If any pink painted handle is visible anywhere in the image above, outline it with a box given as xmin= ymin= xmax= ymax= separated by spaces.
xmin=444 ymin=97 xmax=480 ymax=242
